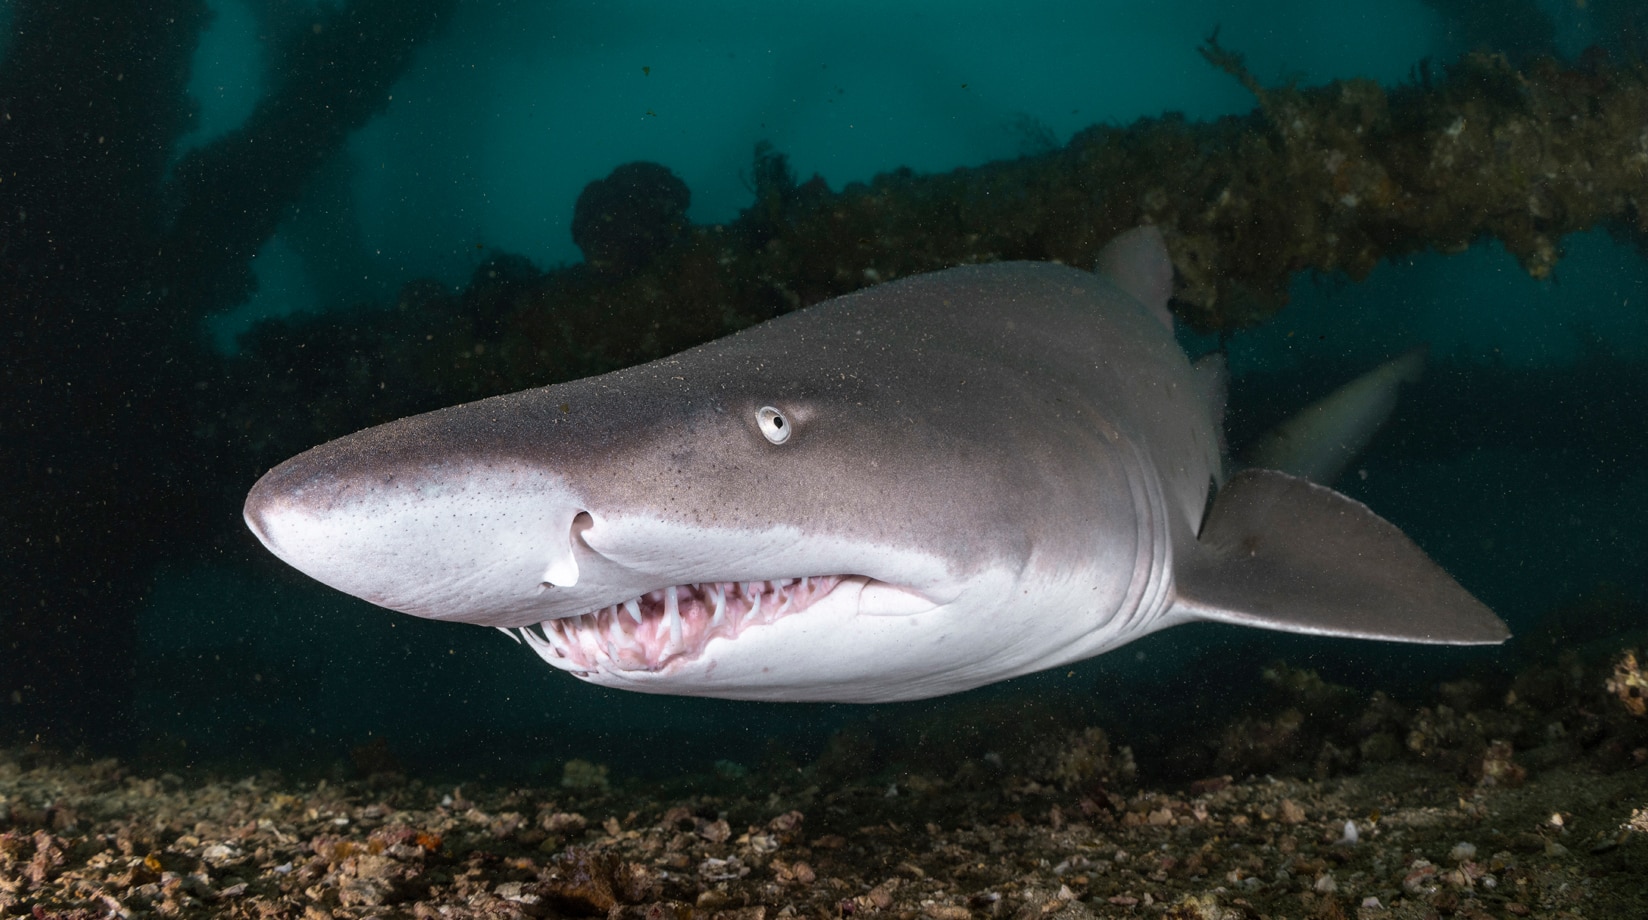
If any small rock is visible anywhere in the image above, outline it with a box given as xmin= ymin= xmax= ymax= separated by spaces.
xmin=1278 ymin=799 xmax=1307 ymax=824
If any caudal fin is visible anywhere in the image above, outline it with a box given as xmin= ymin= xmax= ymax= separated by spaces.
xmin=1242 ymin=346 xmax=1427 ymax=485
xmin=1173 ymin=469 xmax=1509 ymax=645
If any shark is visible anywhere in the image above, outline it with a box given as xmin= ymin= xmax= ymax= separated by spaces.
xmin=244 ymin=226 xmax=1509 ymax=703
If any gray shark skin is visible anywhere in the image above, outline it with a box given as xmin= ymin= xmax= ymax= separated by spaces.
xmin=245 ymin=227 xmax=1509 ymax=703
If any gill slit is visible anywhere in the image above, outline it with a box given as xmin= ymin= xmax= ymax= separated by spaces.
xmin=1111 ymin=438 xmax=1174 ymax=643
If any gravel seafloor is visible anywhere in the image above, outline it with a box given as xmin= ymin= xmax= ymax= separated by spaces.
xmin=4 ymin=648 xmax=1648 ymax=920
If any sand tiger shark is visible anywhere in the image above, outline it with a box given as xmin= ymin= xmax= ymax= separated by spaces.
xmin=244 ymin=227 xmax=1508 ymax=702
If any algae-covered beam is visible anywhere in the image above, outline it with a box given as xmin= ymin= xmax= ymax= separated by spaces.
xmin=731 ymin=43 xmax=1648 ymax=334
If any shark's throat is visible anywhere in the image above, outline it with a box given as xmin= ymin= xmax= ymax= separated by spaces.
xmin=512 ymin=576 xmax=844 ymax=674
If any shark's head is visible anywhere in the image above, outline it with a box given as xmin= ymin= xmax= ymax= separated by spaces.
xmin=245 ymin=266 xmax=1152 ymax=702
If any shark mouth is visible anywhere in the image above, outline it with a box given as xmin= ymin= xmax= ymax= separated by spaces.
xmin=505 ymin=576 xmax=845 ymax=674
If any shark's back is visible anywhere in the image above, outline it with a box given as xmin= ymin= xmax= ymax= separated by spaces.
xmin=727 ymin=259 xmax=1223 ymax=535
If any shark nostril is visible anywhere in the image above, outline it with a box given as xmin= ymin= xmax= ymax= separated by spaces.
xmin=542 ymin=511 xmax=595 ymax=588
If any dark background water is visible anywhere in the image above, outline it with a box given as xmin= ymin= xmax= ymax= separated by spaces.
xmin=2 ymin=0 xmax=1645 ymax=786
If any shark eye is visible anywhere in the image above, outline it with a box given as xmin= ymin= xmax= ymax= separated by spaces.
xmin=756 ymin=406 xmax=791 ymax=444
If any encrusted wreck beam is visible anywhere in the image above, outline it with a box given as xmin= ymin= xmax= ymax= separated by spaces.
xmin=740 ymin=44 xmax=1648 ymax=334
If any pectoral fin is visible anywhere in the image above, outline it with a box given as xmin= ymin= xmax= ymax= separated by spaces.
xmin=1173 ymin=469 xmax=1509 ymax=645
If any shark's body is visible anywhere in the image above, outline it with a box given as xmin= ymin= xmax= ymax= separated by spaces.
xmin=245 ymin=228 xmax=1508 ymax=702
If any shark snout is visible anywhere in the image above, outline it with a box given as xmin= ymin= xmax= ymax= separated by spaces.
xmin=242 ymin=485 xmax=278 ymax=550
xmin=243 ymin=449 xmax=594 ymax=625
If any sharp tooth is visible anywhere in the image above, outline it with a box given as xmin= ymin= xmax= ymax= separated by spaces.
xmin=624 ymin=598 xmax=642 ymax=623
xmin=497 ymin=627 xmax=522 ymax=645
xmin=801 ymin=576 xmax=810 ymax=592
xmin=608 ymin=615 xmax=626 ymax=647
xmin=710 ymin=586 xmax=726 ymax=628
xmin=746 ymin=591 xmax=761 ymax=625
xmin=665 ymin=588 xmax=682 ymax=647
xmin=525 ymin=625 xmax=567 ymax=661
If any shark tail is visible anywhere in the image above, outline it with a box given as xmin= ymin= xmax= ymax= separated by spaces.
xmin=1172 ymin=468 xmax=1509 ymax=646
xmin=1241 ymin=346 xmax=1428 ymax=485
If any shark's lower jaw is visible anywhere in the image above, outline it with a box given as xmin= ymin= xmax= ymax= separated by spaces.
xmin=511 ymin=576 xmax=846 ymax=675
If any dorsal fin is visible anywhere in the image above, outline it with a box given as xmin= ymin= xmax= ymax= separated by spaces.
xmin=1095 ymin=225 xmax=1174 ymax=330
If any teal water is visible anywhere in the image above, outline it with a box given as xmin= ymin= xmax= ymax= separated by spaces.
xmin=3 ymin=0 xmax=1644 ymax=782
